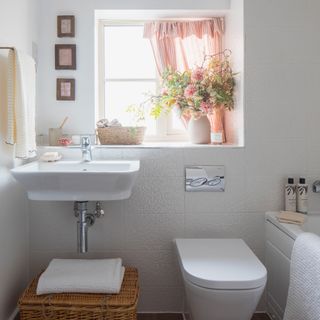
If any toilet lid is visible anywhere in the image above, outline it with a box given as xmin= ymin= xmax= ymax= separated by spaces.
xmin=175 ymin=239 xmax=267 ymax=290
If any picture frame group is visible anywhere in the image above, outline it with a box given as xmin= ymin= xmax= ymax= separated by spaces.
xmin=56 ymin=15 xmax=76 ymax=101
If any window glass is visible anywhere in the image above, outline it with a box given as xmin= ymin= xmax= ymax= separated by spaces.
xmin=105 ymin=25 xmax=156 ymax=79
xmin=105 ymin=81 xmax=156 ymax=135
xmin=103 ymin=23 xmax=187 ymax=140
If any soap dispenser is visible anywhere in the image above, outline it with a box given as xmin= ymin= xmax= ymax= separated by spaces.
xmin=297 ymin=177 xmax=308 ymax=214
xmin=285 ymin=177 xmax=296 ymax=212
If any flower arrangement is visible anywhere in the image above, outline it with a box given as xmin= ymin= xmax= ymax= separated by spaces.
xmin=150 ymin=50 xmax=236 ymax=120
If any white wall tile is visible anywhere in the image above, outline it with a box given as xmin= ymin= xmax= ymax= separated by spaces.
xmin=185 ymin=212 xmax=266 ymax=249
xmin=244 ymin=139 xmax=307 ymax=176
xmin=245 ymin=0 xmax=309 ymax=28
xmin=123 ymin=214 xmax=184 ymax=251
xmin=245 ymin=64 xmax=310 ymax=106
xmin=122 ymin=149 xmax=184 ymax=177
xmin=29 ymin=201 xmax=77 ymax=252
xmin=123 ymin=250 xmax=183 ymax=287
xmin=246 ymin=101 xmax=306 ymax=140
xmin=244 ymin=176 xmax=284 ymax=212
xmin=138 ymin=286 xmax=184 ymax=312
xmin=124 ymin=176 xmax=185 ymax=214
xmin=246 ymin=26 xmax=311 ymax=65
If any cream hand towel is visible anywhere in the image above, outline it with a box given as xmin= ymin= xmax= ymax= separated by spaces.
xmin=36 ymin=258 xmax=125 ymax=295
xmin=284 ymin=233 xmax=320 ymax=320
xmin=277 ymin=211 xmax=306 ymax=225
xmin=6 ymin=49 xmax=36 ymax=159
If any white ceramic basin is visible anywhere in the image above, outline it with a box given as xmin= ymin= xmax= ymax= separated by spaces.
xmin=11 ymin=160 xmax=140 ymax=201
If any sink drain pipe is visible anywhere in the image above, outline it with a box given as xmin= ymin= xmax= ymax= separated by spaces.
xmin=74 ymin=201 xmax=104 ymax=253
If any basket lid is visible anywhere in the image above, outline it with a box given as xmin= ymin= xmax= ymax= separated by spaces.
xmin=19 ymin=267 xmax=139 ymax=309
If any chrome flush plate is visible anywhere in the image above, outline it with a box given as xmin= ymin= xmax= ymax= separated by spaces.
xmin=185 ymin=165 xmax=225 ymax=192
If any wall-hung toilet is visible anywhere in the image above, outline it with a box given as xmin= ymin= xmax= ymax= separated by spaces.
xmin=175 ymin=239 xmax=267 ymax=320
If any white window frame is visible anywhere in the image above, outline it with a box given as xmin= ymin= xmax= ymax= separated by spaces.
xmin=97 ymin=19 xmax=188 ymax=142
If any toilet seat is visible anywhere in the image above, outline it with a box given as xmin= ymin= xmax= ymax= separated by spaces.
xmin=175 ymin=239 xmax=267 ymax=290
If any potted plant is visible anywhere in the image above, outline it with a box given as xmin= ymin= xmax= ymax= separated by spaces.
xmin=150 ymin=50 xmax=236 ymax=144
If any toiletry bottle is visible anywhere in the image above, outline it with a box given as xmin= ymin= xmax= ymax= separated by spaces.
xmin=285 ymin=177 xmax=296 ymax=212
xmin=297 ymin=177 xmax=308 ymax=214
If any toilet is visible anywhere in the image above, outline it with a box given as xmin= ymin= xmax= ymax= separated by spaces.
xmin=175 ymin=239 xmax=267 ymax=320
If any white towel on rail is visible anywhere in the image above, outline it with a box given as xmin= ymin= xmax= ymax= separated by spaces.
xmin=6 ymin=48 xmax=36 ymax=159
xmin=36 ymin=258 xmax=125 ymax=295
xmin=283 ymin=232 xmax=320 ymax=320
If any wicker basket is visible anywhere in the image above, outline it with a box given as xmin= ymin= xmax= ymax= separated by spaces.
xmin=97 ymin=127 xmax=146 ymax=145
xmin=19 ymin=267 xmax=139 ymax=320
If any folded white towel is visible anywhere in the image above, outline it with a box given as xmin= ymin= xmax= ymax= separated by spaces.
xmin=36 ymin=258 xmax=125 ymax=295
xmin=96 ymin=118 xmax=122 ymax=128
xmin=284 ymin=233 xmax=320 ymax=320
xmin=6 ymin=48 xmax=37 ymax=159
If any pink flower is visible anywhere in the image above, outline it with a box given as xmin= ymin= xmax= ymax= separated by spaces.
xmin=191 ymin=67 xmax=204 ymax=82
xmin=184 ymin=84 xmax=197 ymax=98
xmin=200 ymin=101 xmax=213 ymax=114
xmin=161 ymin=87 xmax=168 ymax=95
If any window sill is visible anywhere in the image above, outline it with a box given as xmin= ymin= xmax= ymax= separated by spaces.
xmin=37 ymin=142 xmax=244 ymax=150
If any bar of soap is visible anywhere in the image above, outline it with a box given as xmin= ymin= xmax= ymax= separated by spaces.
xmin=40 ymin=152 xmax=62 ymax=162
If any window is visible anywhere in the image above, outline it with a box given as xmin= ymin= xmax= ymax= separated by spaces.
xmin=98 ymin=21 xmax=187 ymax=141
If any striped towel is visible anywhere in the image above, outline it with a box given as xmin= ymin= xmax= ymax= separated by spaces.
xmin=6 ymin=48 xmax=36 ymax=159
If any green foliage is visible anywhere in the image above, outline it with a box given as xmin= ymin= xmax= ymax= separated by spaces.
xmin=126 ymin=104 xmax=145 ymax=126
xmin=150 ymin=51 xmax=237 ymax=119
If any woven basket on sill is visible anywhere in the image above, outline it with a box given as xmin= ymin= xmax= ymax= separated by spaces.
xmin=97 ymin=127 xmax=146 ymax=145
xmin=19 ymin=267 xmax=139 ymax=320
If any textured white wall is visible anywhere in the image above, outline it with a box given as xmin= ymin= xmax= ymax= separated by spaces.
xmin=0 ymin=0 xmax=38 ymax=319
xmin=29 ymin=0 xmax=320 ymax=314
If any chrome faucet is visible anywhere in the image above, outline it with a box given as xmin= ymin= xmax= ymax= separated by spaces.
xmin=81 ymin=136 xmax=92 ymax=162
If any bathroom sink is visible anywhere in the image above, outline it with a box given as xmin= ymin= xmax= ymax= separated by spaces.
xmin=11 ymin=160 xmax=140 ymax=201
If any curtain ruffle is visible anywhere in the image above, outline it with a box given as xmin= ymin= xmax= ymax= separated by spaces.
xmin=143 ymin=19 xmax=225 ymax=40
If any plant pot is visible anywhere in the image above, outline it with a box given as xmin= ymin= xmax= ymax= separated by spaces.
xmin=187 ymin=115 xmax=211 ymax=144
xmin=207 ymin=105 xmax=226 ymax=144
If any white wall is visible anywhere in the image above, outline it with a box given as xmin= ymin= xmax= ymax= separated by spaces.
xmin=30 ymin=0 xmax=320 ymax=314
xmin=0 ymin=0 xmax=38 ymax=318
xmin=225 ymin=0 xmax=244 ymax=145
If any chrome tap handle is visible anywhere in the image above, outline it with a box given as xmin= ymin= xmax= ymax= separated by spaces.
xmin=94 ymin=201 xmax=104 ymax=218
xmin=313 ymin=180 xmax=320 ymax=193
xmin=81 ymin=136 xmax=91 ymax=149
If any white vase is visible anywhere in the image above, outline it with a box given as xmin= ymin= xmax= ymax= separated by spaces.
xmin=187 ymin=115 xmax=211 ymax=144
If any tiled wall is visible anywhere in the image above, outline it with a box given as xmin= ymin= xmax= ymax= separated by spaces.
xmin=29 ymin=0 xmax=320 ymax=313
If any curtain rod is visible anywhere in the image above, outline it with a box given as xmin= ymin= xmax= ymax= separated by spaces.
xmin=0 ymin=47 xmax=14 ymax=50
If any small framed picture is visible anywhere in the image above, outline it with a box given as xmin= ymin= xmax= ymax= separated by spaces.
xmin=57 ymin=15 xmax=75 ymax=37
xmin=55 ymin=44 xmax=76 ymax=70
xmin=56 ymin=78 xmax=75 ymax=101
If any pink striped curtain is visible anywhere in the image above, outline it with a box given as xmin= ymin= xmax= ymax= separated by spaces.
xmin=143 ymin=19 xmax=225 ymax=74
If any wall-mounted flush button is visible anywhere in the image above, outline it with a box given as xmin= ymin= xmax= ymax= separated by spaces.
xmin=185 ymin=165 xmax=225 ymax=192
